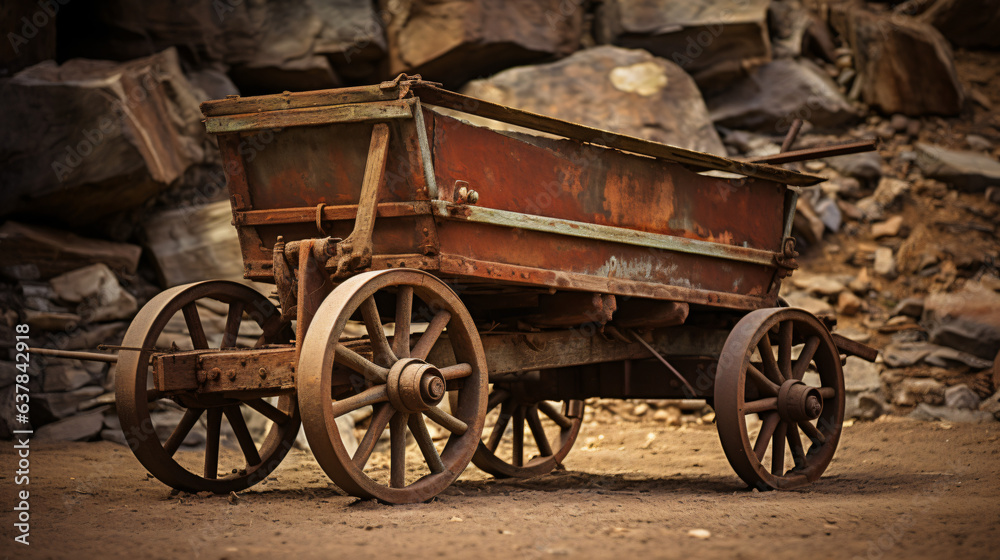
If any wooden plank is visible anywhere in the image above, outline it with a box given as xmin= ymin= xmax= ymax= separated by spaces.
xmin=200 ymin=83 xmax=404 ymax=117
xmin=410 ymin=83 xmax=825 ymax=187
xmin=233 ymin=201 xmax=430 ymax=227
xmin=153 ymin=347 xmax=297 ymax=394
xmin=204 ymin=100 xmax=413 ymax=134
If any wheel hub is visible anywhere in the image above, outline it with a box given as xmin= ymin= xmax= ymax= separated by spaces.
xmin=387 ymin=358 xmax=446 ymax=413
xmin=777 ymin=379 xmax=823 ymax=422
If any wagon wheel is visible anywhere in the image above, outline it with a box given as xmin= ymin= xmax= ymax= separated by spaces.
xmin=715 ymin=307 xmax=844 ymax=490
xmin=116 ymin=281 xmax=300 ymax=493
xmin=473 ymin=386 xmax=584 ymax=478
xmin=297 ymin=269 xmax=487 ymax=504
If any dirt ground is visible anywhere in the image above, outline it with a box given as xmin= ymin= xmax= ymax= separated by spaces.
xmin=2 ymin=417 xmax=996 ymax=560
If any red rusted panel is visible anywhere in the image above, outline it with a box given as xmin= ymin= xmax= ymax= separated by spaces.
xmin=428 ymin=109 xmax=785 ymax=251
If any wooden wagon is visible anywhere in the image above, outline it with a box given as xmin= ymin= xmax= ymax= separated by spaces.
xmin=59 ymin=76 xmax=878 ymax=503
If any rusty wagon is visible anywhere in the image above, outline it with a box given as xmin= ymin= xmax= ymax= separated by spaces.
xmin=45 ymin=76 xmax=879 ymax=503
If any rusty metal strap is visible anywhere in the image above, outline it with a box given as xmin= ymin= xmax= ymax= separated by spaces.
xmin=430 ymin=201 xmax=778 ymax=267
xmin=410 ymin=84 xmax=825 ymax=187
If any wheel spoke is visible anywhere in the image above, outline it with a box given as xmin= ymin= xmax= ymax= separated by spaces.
xmin=487 ymin=401 xmax=512 ymax=452
xmin=331 ymin=385 xmax=389 ymax=418
xmin=512 ymin=406 xmax=525 ymax=467
xmin=410 ymin=310 xmax=451 ymax=361
xmin=778 ymin=321 xmax=793 ymax=381
xmin=799 ymin=420 xmax=827 ymax=445
xmin=526 ymin=406 xmax=553 ymax=457
xmin=757 ymin=333 xmax=784 ymax=384
xmin=360 ymin=296 xmax=397 ymax=367
xmin=221 ymin=301 xmax=244 ymax=348
xmin=440 ymin=363 xmax=472 ymax=381
xmin=146 ymin=388 xmax=166 ymax=402
xmin=753 ymin=412 xmax=780 ymax=461
xmin=538 ymin=401 xmax=573 ymax=430
xmin=335 ymin=344 xmax=388 ymax=383
xmin=163 ymin=408 xmax=203 ymax=457
xmin=244 ymin=398 xmax=291 ymax=425
xmin=772 ymin=422 xmax=787 ymax=475
xmin=487 ymin=388 xmax=511 ymax=411
xmin=425 ymin=404 xmax=468 ymax=435
xmin=818 ymin=387 xmax=836 ymax=399
xmin=182 ymin=303 xmax=209 ymax=350
xmin=787 ymin=425 xmax=807 ymax=469
xmin=204 ymin=408 xmax=222 ymax=479
xmin=792 ymin=336 xmax=821 ymax=380
xmin=224 ymin=405 xmax=261 ymax=466
xmin=390 ymin=412 xmax=408 ymax=488
xmin=353 ymin=403 xmax=394 ymax=469
xmin=409 ymin=413 xmax=446 ymax=474
xmin=743 ymin=397 xmax=778 ymax=415
xmin=746 ymin=364 xmax=779 ymax=396
xmin=392 ymin=286 xmax=413 ymax=358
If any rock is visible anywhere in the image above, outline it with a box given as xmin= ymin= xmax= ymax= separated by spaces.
xmin=653 ymin=406 xmax=682 ymax=426
xmin=461 ymin=46 xmax=726 ymax=155
xmin=0 ymin=49 xmax=209 ymax=227
xmin=914 ymin=143 xmax=1000 ymax=192
xmin=385 ymin=0 xmax=584 ymax=88
xmin=923 ymin=347 xmax=993 ymax=370
xmin=814 ymin=197 xmax=842 ymax=233
xmin=142 ymin=201 xmax=248 ymax=287
xmin=34 ymin=386 xmax=105 ymax=424
xmin=945 ymin=384 xmax=981 ymax=410
xmin=0 ymin=0 xmax=59 ymax=77
xmin=0 ymin=222 xmax=141 ymax=281
xmin=793 ymin=197 xmax=826 ymax=246
xmin=0 ymin=361 xmax=17 ymax=389
xmin=856 ymin=178 xmax=910 ymax=221
xmin=309 ymin=0 xmax=387 ymax=84
xmin=783 ymin=291 xmax=834 ymax=317
xmin=890 ymin=114 xmax=910 ymax=132
xmin=873 ymin=247 xmax=897 ymax=278
xmin=50 ymin=263 xmax=138 ymax=322
xmin=893 ymin=378 xmax=945 ymax=407
xmin=41 ymin=360 xmax=94 ymax=392
xmin=0 ymin=385 xmax=20 ymax=438
xmin=844 ymin=357 xmax=882 ymax=393
xmin=995 ymin=349 xmax=1000 ymax=392
xmin=922 ymin=283 xmax=1000 ymax=359
xmin=921 ymin=0 xmax=1000 ymax=49
xmin=595 ymin=0 xmax=771 ymax=92
xmin=883 ymin=341 xmax=937 ymax=368
xmin=846 ymin=391 xmax=886 ymax=421
xmin=792 ymin=275 xmax=847 ymax=297
xmin=966 ymin=135 xmax=992 ymax=152
xmin=871 ymin=215 xmax=904 ymax=239
xmin=908 ymin=403 xmax=995 ymax=423
xmin=824 ymin=152 xmax=883 ymax=184
xmin=23 ymin=309 xmax=81 ymax=331
xmin=892 ymin=297 xmax=925 ymax=318
xmin=632 ymin=403 xmax=649 ymax=417
xmin=833 ymin=326 xmax=871 ymax=344
xmin=849 ymin=268 xmax=871 ymax=294
xmin=35 ymin=407 xmax=107 ymax=442
xmin=980 ymin=390 xmax=1000 ymax=419
xmin=837 ymin=291 xmax=864 ymax=316
xmin=706 ymin=58 xmax=857 ymax=132
xmin=838 ymin=7 xmax=963 ymax=116
xmin=185 ymin=65 xmax=240 ymax=101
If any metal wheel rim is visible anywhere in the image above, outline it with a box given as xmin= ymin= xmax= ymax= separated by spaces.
xmin=473 ymin=389 xmax=583 ymax=479
xmin=115 ymin=281 xmax=300 ymax=493
xmin=297 ymin=269 xmax=488 ymax=504
xmin=715 ymin=307 xmax=844 ymax=490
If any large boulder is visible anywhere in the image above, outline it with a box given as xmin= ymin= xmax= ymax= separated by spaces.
xmin=0 ymin=48 xmax=209 ymax=227
xmin=460 ymin=46 xmax=726 ymax=155
xmin=914 ymin=143 xmax=1000 ymax=192
xmin=595 ymin=0 xmax=772 ymax=92
xmin=835 ymin=6 xmax=963 ymax=116
xmin=706 ymin=58 xmax=857 ymax=132
xmin=1 ymin=0 xmax=59 ymax=77
xmin=922 ymin=283 xmax=1000 ymax=360
xmin=921 ymin=0 xmax=1000 ymax=49
xmin=55 ymin=0 xmax=387 ymax=93
xmin=383 ymin=0 xmax=584 ymax=88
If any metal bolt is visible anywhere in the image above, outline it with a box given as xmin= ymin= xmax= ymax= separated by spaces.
xmin=467 ymin=190 xmax=479 ymax=204
xmin=196 ymin=370 xmax=207 ymax=384
xmin=209 ymin=367 xmax=221 ymax=381
xmin=227 ymin=370 xmax=237 ymax=381
xmin=258 ymin=367 xmax=268 ymax=379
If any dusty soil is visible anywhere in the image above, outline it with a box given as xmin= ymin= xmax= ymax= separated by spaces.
xmin=2 ymin=417 xmax=997 ymax=560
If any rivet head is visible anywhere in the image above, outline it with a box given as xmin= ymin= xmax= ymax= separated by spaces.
xmin=227 ymin=370 xmax=237 ymax=381
xmin=209 ymin=367 xmax=222 ymax=381
xmin=258 ymin=367 xmax=268 ymax=379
